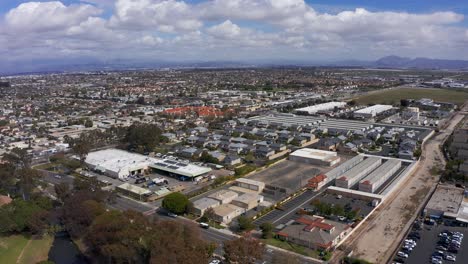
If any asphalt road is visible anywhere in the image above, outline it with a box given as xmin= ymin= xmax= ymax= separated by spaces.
xmin=254 ymin=188 xmax=326 ymax=227
xmin=108 ymin=195 xmax=155 ymax=213
xmin=40 ymin=170 xmax=75 ymax=186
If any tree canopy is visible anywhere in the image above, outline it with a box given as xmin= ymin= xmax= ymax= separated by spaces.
xmin=162 ymin=192 xmax=190 ymax=214
xmin=224 ymin=236 xmax=264 ymax=264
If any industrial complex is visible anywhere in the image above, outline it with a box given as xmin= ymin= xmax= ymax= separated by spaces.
xmin=84 ymin=148 xmax=212 ymax=181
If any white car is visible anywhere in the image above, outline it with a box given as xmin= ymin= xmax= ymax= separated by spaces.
xmin=432 ymin=259 xmax=442 ymax=264
xmin=209 ymin=260 xmax=221 ymax=264
xmin=445 ymin=254 xmax=456 ymax=262
xmin=397 ymin=251 xmax=408 ymax=258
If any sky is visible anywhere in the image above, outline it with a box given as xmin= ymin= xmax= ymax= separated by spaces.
xmin=1 ymin=0 xmax=468 ymax=65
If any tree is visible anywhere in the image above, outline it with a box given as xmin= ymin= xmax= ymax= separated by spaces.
xmin=162 ymin=192 xmax=190 ymax=214
xmin=125 ymin=123 xmax=166 ymax=152
xmin=136 ymin=96 xmax=145 ymax=105
xmin=16 ymin=168 xmax=42 ymax=200
xmin=54 ymin=182 xmax=70 ymax=203
xmin=0 ymin=197 xmax=52 ymax=235
xmin=260 ymin=222 xmax=274 ymax=239
xmin=200 ymin=151 xmax=219 ymax=164
xmin=224 ymin=236 xmax=264 ymax=264
xmin=85 ymin=210 xmax=147 ymax=263
xmin=61 ymin=192 xmax=106 ymax=238
xmin=400 ymin=99 xmax=410 ymax=107
xmin=201 ymin=207 xmax=216 ymax=223
xmin=413 ymin=147 xmax=422 ymax=158
xmin=244 ymin=152 xmax=255 ymax=164
xmin=237 ymin=215 xmax=254 ymax=232
xmin=3 ymin=148 xmax=31 ymax=170
xmin=74 ymin=142 xmax=91 ymax=165
xmin=84 ymin=119 xmax=93 ymax=128
xmin=148 ymin=220 xmax=211 ymax=264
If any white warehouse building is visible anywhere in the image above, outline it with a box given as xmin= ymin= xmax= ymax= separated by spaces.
xmin=324 ymin=155 xmax=365 ymax=180
xmin=335 ymin=157 xmax=382 ymax=189
xmin=84 ymin=148 xmax=158 ymax=180
xmin=354 ymin=105 xmax=393 ymax=119
xmin=359 ymin=159 xmax=402 ymax=193
xmin=295 ymin=102 xmax=347 ymax=115
xmin=289 ymin=148 xmax=341 ymax=166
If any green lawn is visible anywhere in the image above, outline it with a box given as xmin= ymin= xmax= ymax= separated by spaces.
xmin=262 ymin=238 xmax=320 ymax=259
xmin=354 ymin=87 xmax=468 ymax=106
xmin=0 ymin=235 xmax=53 ymax=264
xmin=0 ymin=235 xmax=29 ymax=264
xmin=33 ymin=162 xmax=59 ymax=171
xmin=19 ymin=235 xmax=53 ymax=264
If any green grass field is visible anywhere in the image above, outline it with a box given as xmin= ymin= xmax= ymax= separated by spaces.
xmin=0 ymin=235 xmax=53 ymax=264
xmin=354 ymin=87 xmax=468 ymax=106
xmin=262 ymin=238 xmax=320 ymax=258
xmin=0 ymin=235 xmax=29 ymax=264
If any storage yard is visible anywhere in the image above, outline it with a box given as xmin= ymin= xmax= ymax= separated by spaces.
xmin=331 ymin=155 xmax=414 ymax=196
xmin=248 ymin=114 xmax=374 ymax=132
xmin=359 ymin=159 xmax=402 ymax=193
xmin=335 ymin=157 xmax=382 ymax=189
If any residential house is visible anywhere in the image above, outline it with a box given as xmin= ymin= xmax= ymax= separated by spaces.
xmin=255 ymin=146 xmax=275 ymax=158
xmin=224 ymin=154 xmax=241 ymax=166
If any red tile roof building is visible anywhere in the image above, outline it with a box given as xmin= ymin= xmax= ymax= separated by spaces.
xmin=276 ymin=215 xmax=351 ymax=251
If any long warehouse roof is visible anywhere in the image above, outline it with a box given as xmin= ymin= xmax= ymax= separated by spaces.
xmin=338 ymin=157 xmax=381 ymax=181
xmin=360 ymin=159 xmax=401 ymax=185
xmin=150 ymin=159 xmax=212 ymax=178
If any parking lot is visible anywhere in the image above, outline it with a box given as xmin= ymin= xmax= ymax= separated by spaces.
xmin=304 ymin=191 xmax=375 ymax=219
xmin=395 ymin=222 xmax=468 ymax=263
xmin=249 ymin=160 xmax=323 ymax=195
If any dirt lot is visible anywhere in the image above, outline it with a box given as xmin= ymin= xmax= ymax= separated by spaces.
xmin=330 ymin=110 xmax=466 ymax=263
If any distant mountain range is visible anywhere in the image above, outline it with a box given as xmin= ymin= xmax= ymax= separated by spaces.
xmin=1 ymin=55 xmax=468 ymax=75
xmin=371 ymin=56 xmax=468 ymax=69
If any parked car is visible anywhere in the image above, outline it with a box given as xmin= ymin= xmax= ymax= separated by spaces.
xmin=397 ymin=252 xmax=408 ymax=258
xmin=436 ymin=245 xmax=447 ymax=251
xmin=445 ymin=254 xmax=456 ymax=262
xmin=167 ymin=212 xmax=177 ymax=218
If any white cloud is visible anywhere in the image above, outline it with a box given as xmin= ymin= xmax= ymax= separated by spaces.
xmin=207 ymin=20 xmax=241 ymax=39
xmin=5 ymin=1 xmax=102 ymax=32
xmin=0 ymin=0 xmax=467 ymax=63
xmin=110 ymin=0 xmax=202 ymax=32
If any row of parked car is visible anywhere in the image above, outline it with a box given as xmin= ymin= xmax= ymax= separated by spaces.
xmin=393 ymin=230 xmax=422 ymax=263
xmin=396 ymin=237 xmax=417 ymax=260
xmin=431 ymin=230 xmax=463 ymax=263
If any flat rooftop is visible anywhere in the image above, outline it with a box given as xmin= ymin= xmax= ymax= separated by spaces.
xmin=85 ymin=148 xmax=158 ymax=173
xmin=150 ymin=158 xmax=212 ymax=178
xmin=117 ymin=183 xmax=151 ymax=195
xmin=426 ymin=184 xmax=464 ymax=216
xmin=213 ymin=204 xmax=242 ymax=217
xmin=290 ymin=148 xmax=337 ymax=160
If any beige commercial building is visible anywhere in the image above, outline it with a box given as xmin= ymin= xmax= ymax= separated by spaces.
xmin=212 ymin=204 xmax=244 ymax=224
xmin=231 ymin=193 xmax=264 ymax=210
xmin=233 ymin=178 xmax=265 ymax=193
xmin=208 ymin=190 xmax=238 ymax=204
xmin=192 ymin=197 xmax=220 ymax=216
